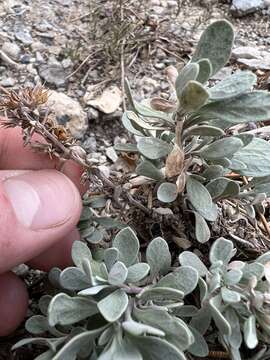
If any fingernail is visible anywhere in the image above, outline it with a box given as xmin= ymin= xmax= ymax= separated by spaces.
xmin=3 ymin=170 xmax=78 ymax=230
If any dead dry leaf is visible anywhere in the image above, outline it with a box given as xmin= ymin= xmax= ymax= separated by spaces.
xmin=165 ymin=144 xmax=185 ymax=178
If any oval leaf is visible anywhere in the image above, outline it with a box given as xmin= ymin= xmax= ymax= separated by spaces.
xmin=126 ymin=263 xmax=150 ymax=283
xmin=136 ymin=160 xmax=164 ymax=181
xmin=108 ymin=261 xmax=128 ymax=286
xmin=180 ymin=80 xmax=209 ymax=112
xmin=48 ymin=293 xmax=98 ymax=327
xmin=200 ymin=137 xmax=243 ymax=160
xmin=179 ymin=251 xmax=208 ymax=276
xmin=206 ymin=177 xmax=240 ymax=200
xmin=157 ymin=266 xmax=198 ymax=295
xmin=175 ymin=63 xmax=199 ymax=98
xmin=157 ymin=182 xmax=178 ymax=203
xmin=194 ymin=211 xmax=211 ymax=243
xmin=146 ymin=237 xmax=171 ymax=277
xmin=97 ymin=289 xmax=128 ymax=322
xmin=112 ymin=227 xmax=139 ymax=267
xmin=209 ymin=71 xmax=256 ymax=100
xmin=192 ymin=20 xmax=234 ymax=75
xmin=200 ymin=91 xmax=270 ymax=124
xmin=210 ymin=237 xmax=235 ymax=265
xmin=137 ymin=137 xmax=172 ymax=160
xmin=186 ymin=176 xmax=218 ymax=221
xmin=197 ymin=58 xmax=212 ymax=84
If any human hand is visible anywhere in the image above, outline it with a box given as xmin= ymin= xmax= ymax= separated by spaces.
xmin=0 ymin=126 xmax=84 ymax=336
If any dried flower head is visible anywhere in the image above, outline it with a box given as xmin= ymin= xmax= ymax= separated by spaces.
xmin=0 ymin=85 xmax=85 ymax=166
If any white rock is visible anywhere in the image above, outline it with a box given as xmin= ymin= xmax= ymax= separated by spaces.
xmin=237 ymin=58 xmax=270 ymax=70
xmin=106 ymin=146 xmax=118 ymax=163
xmin=47 ymin=91 xmax=87 ymax=139
xmin=1 ymin=42 xmax=21 ymax=60
xmin=98 ymin=165 xmax=110 ymax=178
xmin=84 ymin=86 xmax=122 ymax=114
xmin=231 ymin=0 xmax=266 ymax=16
xmin=232 ymin=46 xmax=262 ymax=60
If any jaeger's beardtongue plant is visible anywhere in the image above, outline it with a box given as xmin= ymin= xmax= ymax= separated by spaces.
xmin=9 ymin=19 xmax=270 ymax=360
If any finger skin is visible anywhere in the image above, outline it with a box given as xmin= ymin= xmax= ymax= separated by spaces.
xmin=27 ymin=228 xmax=80 ymax=271
xmin=0 ymin=127 xmax=86 ymax=193
xmin=0 ymin=272 xmax=28 ymax=337
xmin=0 ymin=126 xmax=84 ymax=336
xmin=0 ymin=171 xmax=82 ymax=274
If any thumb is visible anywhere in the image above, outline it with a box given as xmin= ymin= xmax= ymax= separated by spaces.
xmin=0 ymin=169 xmax=82 ymax=273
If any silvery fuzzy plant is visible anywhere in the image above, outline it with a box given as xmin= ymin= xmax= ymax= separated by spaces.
xmin=115 ymin=19 xmax=270 ymax=243
xmin=13 ymin=232 xmax=270 ymax=359
xmin=179 ymin=238 xmax=270 ymax=360
xmin=13 ymin=227 xmax=203 ymax=360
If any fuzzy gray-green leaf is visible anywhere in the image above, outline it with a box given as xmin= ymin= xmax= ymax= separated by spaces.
xmin=157 ymin=266 xmax=198 ymax=295
xmin=196 ymin=58 xmax=212 ymax=84
xmin=138 ymin=287 xmax=184 ymax=302
xmin=209 ymin=295 xmax=231 ymax=336
xmin=137 ymin=137 xmax=172 ymax=160
xmin=200 ymin=91 xmax=270 ymax=124
xmin=175 ymin=63 xmax=199 ymax=98
xmin=146 ymin=237 xmax=171 ymax=277
xmin=136 ymin=160 xmax=164 ymax=181
xmin=210 ymin=237 xmax=235 ymax=265
xmin=221 ymin=287 xmax=241 ymax=303
xmin=180 ymin=80 xmax=209 ymax=112
xmin=99 ymin=334 xmax=143 ymax=360
xmin=122 ymin=320 xmax=165 ymax=337
xmin=122 ymin=111 xmax=145 ymax=136
xmin=225 ymin=308 xmax=242 ymax=350
xmin=104 ymin=247 xmax=119 ymax=271
xmin=200 ymin=137 xmax=243 ymax=160
xmin=186 ymin=176 xmax=218 ymax=221
xmin=224 ymin=269 xmax=243 ymax=285
xmin=179 ymin=251 xmax=208 ymax=276
xmin=126 ymin=263 xmax=150 ymax=283
xmin=108 ymin=261 xmax=128 ymax=286
xmin=71 ymin=241 xmax=92 ymax=270
xmin=202 ymin=165 xmax=226 ymax=180
xmin=97 ymin=289 xmax=128 ymax=322
xmin=183 ymin=125 xmax=225 ymax=138
xmin=52 ymin=329 xmax=104 ymax=360
xmin=244 ymin=315 xmax=258 ymax=349
xmin=112 ymin=227 xmax=139 ymax=267
xmin=192 ymin=20 xmax=234 ymax=75
xmin=242 ymin=262 xmax=264 ymax=280
xmin=157 ymin=182 xmax=178 ymax=203
xmin=231 ymin=137 xmax=270 ymax=177
xmin=48 ymin=293 xmax=98 ymax=327
xmin=188 ymin=326 xmax=209 ymax=357
xmin=209 ymin=71 xmax=256 ymax=100
xmin=25 ymin=315 xmax=49 ymax=335
xmin=133 ymin=307 xmax=193 ymax=351
xmin=114 ymin=143 xmax=138 ymax=153
xmin=132 ymin=336 xmax=186 ymax=360
xmin=194 ymin=211 xmax=211 ymax=243
xmin=59 ymin=267 xmax=91 ymax=290
xmin=206 ymin=177 xmax=240 ymax=200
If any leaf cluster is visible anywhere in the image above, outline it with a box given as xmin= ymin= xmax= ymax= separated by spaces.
xmin=116 ymin=20 xmax=270 ymax=243
xmin=14 ymin=232 xmax=270 ymax=359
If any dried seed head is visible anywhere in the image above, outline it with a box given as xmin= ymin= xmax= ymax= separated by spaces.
xmin=0 ymin=85 xmax=49 ymax=111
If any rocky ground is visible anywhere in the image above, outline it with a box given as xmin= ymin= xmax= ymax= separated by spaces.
xmin=0 ymin=0 xmax=270 ymax=358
